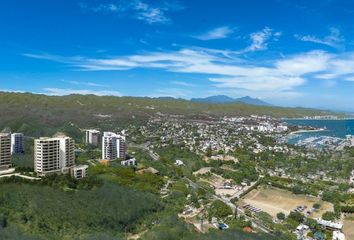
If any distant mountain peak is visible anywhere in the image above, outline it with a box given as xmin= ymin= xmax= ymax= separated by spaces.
xmin=191 ymin=95 xmax=271 ymax=106
xmin=191 ymin=95 xmax=235 ymax=104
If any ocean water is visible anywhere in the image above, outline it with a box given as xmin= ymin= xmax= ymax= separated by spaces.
xmin=284 ymin=119 xmax=354 ymax=145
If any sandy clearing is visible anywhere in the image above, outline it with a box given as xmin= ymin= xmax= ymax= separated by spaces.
xmin=241 ymin=186 xmax=333 ymax=218
xmin=193 ymin=167 xmax=211 ymax=175
xmin=343 ymin=215 xmax=354 ymax=240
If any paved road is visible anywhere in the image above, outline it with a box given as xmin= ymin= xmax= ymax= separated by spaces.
xmin=129 ymin=142 xmax=160 ymax=161
xmin=0 ymin=173 xmax=41 ymax=180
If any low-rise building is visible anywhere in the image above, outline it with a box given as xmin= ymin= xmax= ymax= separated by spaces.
xmin=121 ymin=158 xmax=136 ymax=166
xmin=316 ymin=219 xmax=343 ymax=231
xmin=333 ymin=231 xmax=345 ymax=240
xmin=175 ymin=159 xmax=184 ymax=166
xmin=71 ymin=165 xmax=88 ymax=179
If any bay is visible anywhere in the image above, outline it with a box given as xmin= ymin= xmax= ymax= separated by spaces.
xmin=284 ymin=119 xmax=354 ymax=145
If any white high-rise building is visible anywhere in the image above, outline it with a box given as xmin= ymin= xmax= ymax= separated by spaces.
xmin=102 ymin=132 xmax=126 ymax=161
xmin=0 ymin=133 xmax=11 ymax=170
xmin=34 ymin=136 xmax=75 ymax=176
xmin=85 ymin=130 xmax=101 ymax=147
xmin=11 ymin=133 xmax=24 ymax=154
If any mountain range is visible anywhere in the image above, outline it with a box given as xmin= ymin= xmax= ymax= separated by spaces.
xmin=190 ymin=95 xmax=272 ymax=106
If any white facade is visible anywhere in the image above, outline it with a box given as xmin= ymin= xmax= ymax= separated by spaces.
xmin=175 ymin=159 xmax=184 ymax=166
xmin=0 ymin=133 xmax=11 ymax=170
xmin=333 ymin=231 xmax=345 ymax=240
xmin=11 ymin=133 xmax=24 ymax=154
xmin=34 ymin=136 xmax=75 ymax=175
xmin=316 ymin=219 xmax=343 ymax=230
xmin=102 ymin=132 xmax=126 ymax=161
xmin=85 ymin=130 xmax=101 ymax=147
xmin=121 ymin=158 xmax=136 ymax=166
xmin=71 ymin=165 xmax=88 ymax=179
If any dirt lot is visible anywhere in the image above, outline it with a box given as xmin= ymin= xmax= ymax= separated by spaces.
xmin=343 ymin=215 xmax=354 ymax=240
xmin=240 ymin=186 xmax=333 ymax=218
xmin=193 ymin=167 xmax=211 ymax=175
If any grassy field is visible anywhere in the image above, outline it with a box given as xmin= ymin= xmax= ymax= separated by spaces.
xmin=240 ymin=186 xmax=333 ymax=218
xmin=343 ymin=215 xmax=354 ymax=240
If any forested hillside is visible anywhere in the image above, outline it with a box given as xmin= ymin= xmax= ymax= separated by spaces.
xmin=0 ymin=92 xmax=338 ymax=136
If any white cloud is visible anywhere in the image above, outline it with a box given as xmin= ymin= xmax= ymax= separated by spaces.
xmin=195 ymin=26 xmax=234 ymax=40
xmin=79 ymin=1 xmax=182 ymax=24
xmin=0 ymin=89 xmax=26 ymax=93
xmin=22 ymin=49 xmax=316 ymax=93
xmin=79 ymin=2 xmax=120 ymax=13
xmin=43 ymin=88 xmax=121 ymax=96
xmin=295 ymin=27 xmax=344 ymax=48
xmin=170 ymin=81 xmax=195 ymax=87
xmin=314 ymin=73 xmax=338 ymax=80
xmin=240 ymin=27 xmax=281 ymax=53
xmin=276 ymin=50 xmax=330 ymax=75
xmin=132 ymin=1 xmax=169 ymax=24
xmin=62 ymin=80 xmax=109 ymax=87
xmin=27 ymin=47 xmax=354 ymax=96
xmin=93 ymin=3 xmax=119 ymax=12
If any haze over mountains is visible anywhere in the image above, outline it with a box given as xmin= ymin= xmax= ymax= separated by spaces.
xmin=190 ymin=95 xmax=272 ymax=106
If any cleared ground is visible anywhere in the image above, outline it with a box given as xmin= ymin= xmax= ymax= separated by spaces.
xmin=240 ymin=186 xmax=333 ymax=218
xmin=193 ymin=167 xmax=211 ymax=175
xmin=343 ymin=215 xmax=354 ymax=240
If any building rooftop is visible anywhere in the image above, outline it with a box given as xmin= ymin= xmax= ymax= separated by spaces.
xmin=87 ymin=129 xmax=100 ymax=133
xmin=316 ymin=219 xmax=343 ymax=230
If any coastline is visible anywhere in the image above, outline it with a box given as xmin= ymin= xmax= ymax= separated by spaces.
xmin=284 ymin=118 xmax=354 ymax=121
xmin=289 ymin=129 xmax=327 ymax=135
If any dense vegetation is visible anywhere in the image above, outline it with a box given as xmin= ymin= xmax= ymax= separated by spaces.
xmin=90 ymin=164 xmax=164 ymax=193
xmin=0 ymin=183 xmax=163 ymax=239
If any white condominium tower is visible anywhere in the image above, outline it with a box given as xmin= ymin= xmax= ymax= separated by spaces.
xmin=85 ymin=129 xmax=101 ymax=147
xmin=102 ymin=132 xmax=126 ymax=161
xmin=34 ymin=136 xmax=75 ymax=176
xmin=11 ymin=133 xmax=24 ymax=154
xmin=0 ymin=133 xmax=11 ymax=170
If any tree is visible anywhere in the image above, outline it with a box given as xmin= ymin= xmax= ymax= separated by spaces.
xmin=206 ymin=147 xmax=212 ymax=157
xmin=277 ymin=212 xmax=286 ymax=221
xmin=0 ymin=215 xmax=7 ymax=229
xmin=257 ymin=212 xmax=274 ymax=227
xmin=208 ymin=200 xmax=233 ymax=219
xmin=288 ymin=211 xmax=304 ymax=223
xmin=305 ymin=218 xmax=318 ymax=230
xmin=313 ymin=203 xmax=321 ymax=210
xmin=322 ymin=211 xmax=336 ymax=221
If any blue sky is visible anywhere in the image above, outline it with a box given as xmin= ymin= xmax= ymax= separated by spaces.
xmin=2 ymin=0 xmax=354 ymax=110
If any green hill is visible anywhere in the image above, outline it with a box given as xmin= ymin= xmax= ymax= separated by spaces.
xmin=0 ymin=92 xmax=339 ymax=135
